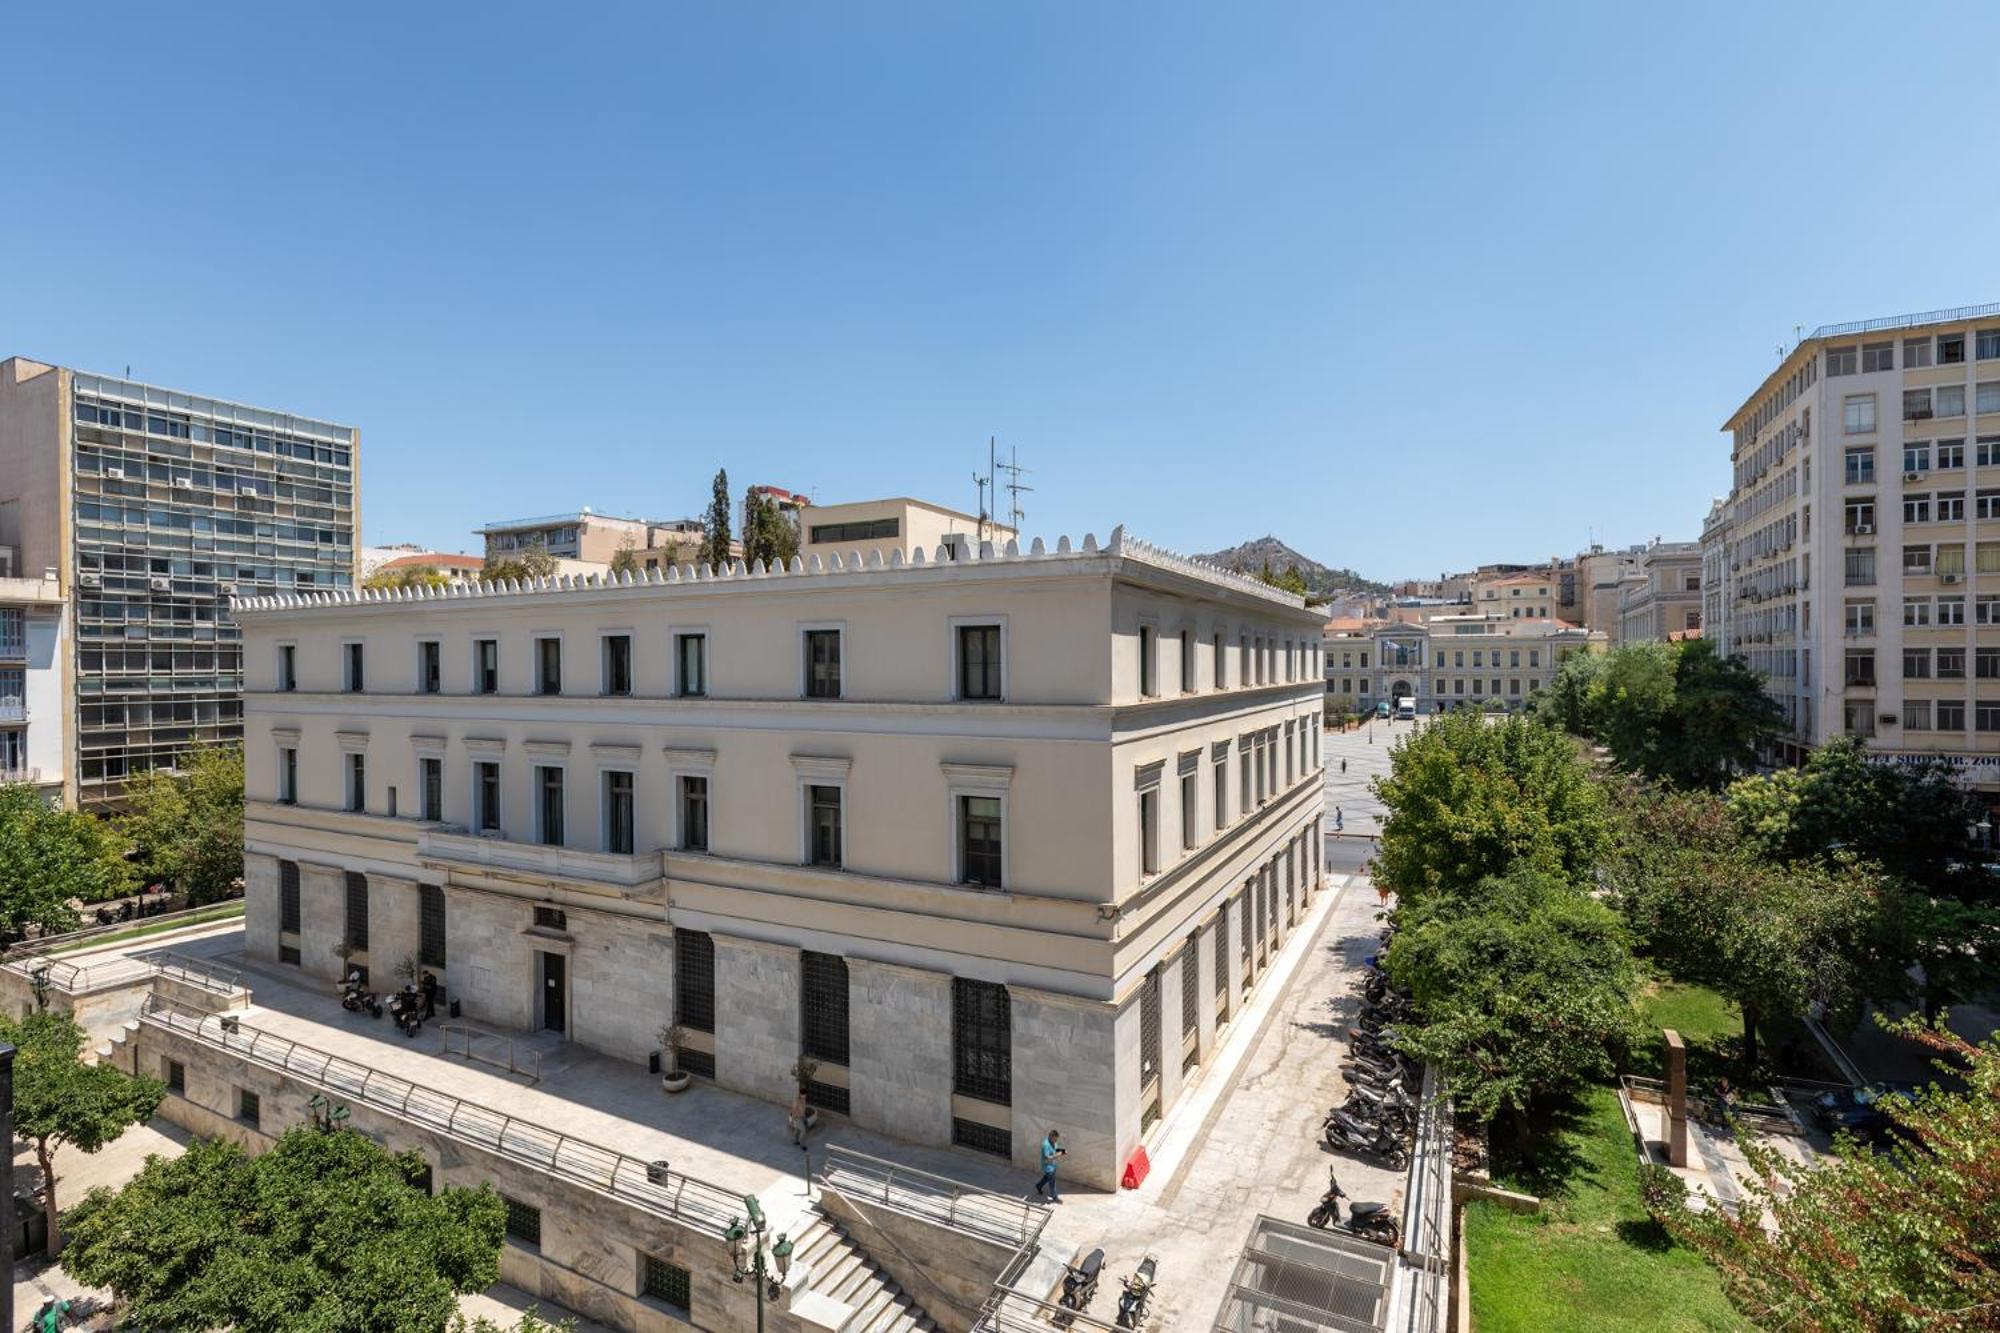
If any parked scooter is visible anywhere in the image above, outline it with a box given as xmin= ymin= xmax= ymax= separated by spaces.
xmin=1114 ymin=1254 xmax=1159 ymax=1329
xmin=387 ymin=985 xmax=424 ymax=1037
xmin=1057 ymin=1246 xmax=1103 ymax=1321
xmin=1307 ymin=1168 xmax=1402 ymax=1248
xmin=339 ymin=972 xmax=383 ymax=1018
xmin=1322 ymin=1109 xmax=1411 ymax=1168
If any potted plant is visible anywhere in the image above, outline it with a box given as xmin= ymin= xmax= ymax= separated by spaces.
xmin=659 ymin=1024 xmax=691 ymax=1093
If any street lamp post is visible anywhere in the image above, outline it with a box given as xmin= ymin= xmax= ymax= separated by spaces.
xmin=725 ymin=1194 xmax=794 ymax=1332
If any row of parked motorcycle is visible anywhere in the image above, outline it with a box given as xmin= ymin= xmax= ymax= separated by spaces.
xmin=1056 ymin=1247 xmax=1157 ymax=1328
xmin=1308 ymin=920 xmax=1417 ymax=1249
xmin=340 ymin=971 xmax=438 ymax=1038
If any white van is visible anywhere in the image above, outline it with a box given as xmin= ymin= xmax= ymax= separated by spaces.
xmin=1395 ymin=697 xmax=1416 ymax=721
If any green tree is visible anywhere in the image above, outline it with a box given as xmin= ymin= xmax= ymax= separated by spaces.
xmin=0 ymin=1010 xmax=163 ymax=1256
xmin=1605 ymin=785 xmax=1887 ymax=1066
xmin=1254 ymin=561 xmax=1311 ymax=597
xmin=363 ymin=564 xmax=451 ymax=591
xmin=64 ymin=1127 xmax=508 ymax=1332
xmin=0 ymin=782 xmax=129 ymax=937
xmin=1589 ymin=640 xmax=1782 ymax=790
xmin=455 ymin=1315 xmax=575 ymax=1333
xmin=743 ymin=492 xmax=800 ymax=568
xmin=1538 ymin=649 xmax=1603 ymax=735
xmin=118 ymin=744 xmax=243 ymax=905
xmin=608 ymin=537 xmax=641 ymax=577
xmin=1386 ymin=867 xmax=1639 ymax=1141
xmin=1372 ymin=709 xmax=1610 ymax=905
xmin=1654 ymin=1019 xmax=2000 ymax=1332
xmin=702 ymin=468 xmax=733 ymax=567
xmin=480 ymin=541 xmax=558 ymax=585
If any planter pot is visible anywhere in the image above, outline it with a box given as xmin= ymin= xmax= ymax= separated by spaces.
xmin=661 ymin=1070 xmax=691 ymax=1094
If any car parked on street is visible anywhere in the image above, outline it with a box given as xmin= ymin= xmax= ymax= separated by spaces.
xmin=1809 ymin=1081 xmax=1920 ymax=1140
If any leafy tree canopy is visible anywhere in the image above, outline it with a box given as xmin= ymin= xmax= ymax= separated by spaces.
xmin=363 ymin=565 xmax=452 ymax=591
xmin=1372 ymin=709 xmax=1609 ymax=905
xmin=64 ymin=1127 xmax=507 ymax=1333
xmin=1586 ymin=639 xmax=1783 ymax=790
xmin=118 ymin=744 xmax=243 ymax=905
xmin=607 ymin=538 xmax=641 ymax=576
xmin=702 ymin=468 xmax=733 ymax=568
xmin=1255 ymin=560 xmax=1312 ymax=598
xmin=1386 ymin=867 xmax=1639 ymax=1132
xmin=0 ymin=1010 xmax=163 ymax=1255
xmin=742 ymin=491 xmax=800 ymax=568
xmin=480 ymin=542 xmax=558 ymax=584
xmin=1656 ymin=1019 xmax=2000 ymax=1332
xmin=0 ymin=782 xmax=129 ymax=936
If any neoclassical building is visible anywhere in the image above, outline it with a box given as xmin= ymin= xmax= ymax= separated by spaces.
xmin=235 ymin=529 xmax=1327 ymax=1189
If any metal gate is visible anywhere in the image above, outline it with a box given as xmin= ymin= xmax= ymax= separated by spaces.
xmin=1139 ymin=966 xmax=1162 ymax=1130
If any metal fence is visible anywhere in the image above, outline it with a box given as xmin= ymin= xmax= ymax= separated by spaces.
xmin=1211 ymin=1215 xmax=1394 ymax=1333
xmin=1810 ymin=302 xmax=2000 ymax=339
xmin=140 ymin=996 xmax=745 ymax=1238
xmin=136 ymin=949 xmax=244 ymax=995
xmin=3 ymin=948 xmax=243 ymax=997
xmin=820 ymin=1143 xmax=1041 ymax=1249
xmin=1394 ymin=1064 xmax=1453 ymax=1333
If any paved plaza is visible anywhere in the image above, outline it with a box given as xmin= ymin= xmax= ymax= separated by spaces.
xmin=1321 ymin=714 xmax=1427 ymax=841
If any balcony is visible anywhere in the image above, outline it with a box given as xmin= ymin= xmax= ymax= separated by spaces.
xmin=0 ymin=697 xmax=25 ymax=724
xmin=416 ymin=827 xmax=664 ymax=894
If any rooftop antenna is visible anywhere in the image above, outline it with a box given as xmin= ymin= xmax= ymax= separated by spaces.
xmin=996 ymin=443 xmax=1032 ymax=532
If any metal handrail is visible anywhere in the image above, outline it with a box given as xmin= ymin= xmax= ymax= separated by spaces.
xmin=3 ymin=953 xmax=152 ymax=994
xmin=437 ymin=1021 xmax=544 ymax=1083
xmin=820 ymin=1142 xmax=1039 ymax=1248
xmin=137 ymin=950 xmax=244 ymax=994
xmin=1810 ymin=302 xmax=2000 ymax=340
xmin=139 ymin=996 xmax=743 ymax=1237
xmin=6 ymin=899 xmax=244 ymax=959
xmin=1397 ymin=1064 xmax=1453 ymax=1333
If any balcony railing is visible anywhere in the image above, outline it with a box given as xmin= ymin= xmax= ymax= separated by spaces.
xmin=0 ymin=698 xmax=25 ymax=723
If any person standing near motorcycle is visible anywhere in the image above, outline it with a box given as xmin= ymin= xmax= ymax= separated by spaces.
xmin=1034 ymin=1129 xmax=1065 ymax=1203
xmin=419 ymin=970 xmax=439 ymax=1020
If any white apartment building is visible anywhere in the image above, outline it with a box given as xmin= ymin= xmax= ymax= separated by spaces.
xmin=1718 ymin=303 xmax=2000 ymax=803
xmin=0 ymin=561 xmax=67 ymax=795
xmin=233 ymin=529 xmax=1327 ymax=1191
xmin=1700 ymin=499 xmax=1733 ymax=657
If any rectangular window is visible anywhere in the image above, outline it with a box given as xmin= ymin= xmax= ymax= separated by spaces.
xmin=641 ymin=1255 xmax=691 ymax=1311
xmin=1905 ymin=444 xmax=1932 ymax=474
xmin=1905 ymin=494 xmax=1932 ymax=524
xmin=421 ymin=757 xmax=442 ymax=822
xmin=1861 ymin=341 xmax=1893 ymax=373
xmin=279 ymin=747 xmax=297 ymax=804
xmin=957 ymin=624 xmax=1002 ymax=700
xmin=952 ymin=978 xmax=1011 ymax=1105
xmin=675 ymin=928 xmax=716 ymax=1034
xmin=534 ymin=905 xmax=566 ymax=931
xmin=1978 ymin=329 xmax=2000 ymax=360
xmin=1844 ymin=650 xmax=1876 ymax=686
xmin=1845 ymin=702 xmax=1875 ymax=737
xmin=165 ymin=1059 xmax=185 ymax=1094
xmin=1904 ymin=700 xmax=1932 ymax=731
xmin=1212 ymin=631 xmax=1225 ymax=689
xmin=1180 ymin=761 xmax=1199 ymax=851
xmin=1938 ymin=384 xmax=1966 ymax=418
xmin=279 ymin=859 xmax=300 ymax=933
xmin=1826 ymin=345 xmax=1857 ymax=376
xmin=1845 ymin=447 xmax=1875 ymax=484
xmin=474 ymin=639 xmax=499 ymax=694
xmin=1978 ymin=383 xmax=2000 ymax=415
xmin=419 ymin=884 xmax=446 ymax=967
xmin=1905 ymin=388 xmax=1934 ymax=422
xmin=1979 ymin=491 xmax=2000 ymax=521
xmin=418 ymin=641 xmax=441 ymax=694
xmin=1938 ymin=648 xmax=1966 ymax=678
xmin=1939 ymin=333 xmax=1967 ymax=364
xmin=536 ymin=766 xmax=564 ymax=846
xmin=1903 ymin=648 xmax=1931 ymax=679
xmin=1845 ymin=499 xmax=1875 ymax=532
xmin=1938 ymin=699 xmax=1966 ymax=731
xmin=343 ymin=871 xmax=368 ymax=950
xmin=1978 ymin=648 xmax=2000 ymax=680
xmin=535 ymin=638 xmax=561 ymax=695
xmin=1938 ymin=440 xmax=1966 ymax=469
xmin=1981 ymin=595 xmax=2000 ymax=626
xmin=679 ymin=775 xmax=709 ymax=851
xmin=1138 ymin=786 xmax=1159 ymax=876
xmin=803 ymin=628 xmax=842 ymax=699
xmin=800 ymin=950 xmax=850 ymax=1067
xmin=602 ymin=635 xmax=632 ymax=696
xmin=237 ymin=1088 xmax=260 ymax=1128
xmin=808 ymin=517 xmax=899 ymax=544
xmin=1844 ymin=601 xmax=1875 ymax=635
xmin=675 ymin=633 xmax=706 ymax=697
xmin=1904 ymin=336 xmax=1934 ymax=368
xmin=1979 ymin=438 xmax=2000 ymax=467
xmin=1138 ymin=625 xmax=1157 ymax=697
xmin=1904 ymin=545 xmax=1934 ymax=576
xmin=502 ymin=1197 xmax=541 ymax=1248
xmin=1844 ymin=548 xmax=1876 ymax=586
xmin=345 ymin=752 xmax=366 ymax=813
xmin=807 ymin=785 xmax=842 ymax=867
xmin=476 ymin=761 xmax=501 ymax=832
xmin=1939 ymin=493 xmax=1966 ymax=522
xmin=278 ymin=644 xmax=296 ymax=692
xmin=1213 ymin=751 xmax=1228 ymax=831
xmin=1843 ymin=393 xmax=1876 ymax=434
xmin=344 ymin=642 xmax=364 ymax=692
xmin=604 ymin=771 xmax=634 ymax=854
xmin=960 ymin=795 xmax=1002 ymax=887
xmin=1980 ymin=703 xmax=2000 ymax=733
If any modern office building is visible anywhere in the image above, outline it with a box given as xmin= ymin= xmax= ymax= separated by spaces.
xmin=233 ymin=528 xmax=1328 ymax=1191
xmin=1614 ymin=540 xmax=1703 ymax=645
xmin=0 ymin=357 xmax=358 ymax=802
xmin=1717 ymin=302 xmax=2000 ymax=802
xmin=476 ymin=510 xmax=715 ymax=570
xmin=801 ymin=498 xmax=1015 ymax=565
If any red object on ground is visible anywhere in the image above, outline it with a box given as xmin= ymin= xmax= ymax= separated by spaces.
xmin=1121 ymin=1146 xmax=1151 ymax=1190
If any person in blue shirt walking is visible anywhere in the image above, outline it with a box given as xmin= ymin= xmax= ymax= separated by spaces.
xmin=1034 ymin=1129 xmax=1066 ymax=1203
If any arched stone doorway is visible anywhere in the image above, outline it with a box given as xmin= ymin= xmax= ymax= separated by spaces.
xmin=1390 ymin=679 xmax=1413 ymax=699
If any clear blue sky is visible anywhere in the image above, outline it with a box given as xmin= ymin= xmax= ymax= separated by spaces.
xmin=5 ymin=4 xmax=1997 ymax=580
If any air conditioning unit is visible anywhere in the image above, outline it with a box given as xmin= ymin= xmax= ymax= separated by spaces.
xmin=78 ymin=572 xmax=101 ymax=587
xmin=1941 ymin=573 xmax=1960 ymax=584
xmin=149 ymin=576 xmax=172 ymax=591
xmin=1853 ymin=523 xmax=1874 ymax=535
xmin=238 ymin=485 xmax=258 ymax=497
xmin=104 ymin=466 xmax=125 ymax=480
xmin=173 ymin=477 xmax=194 ymax=490
xmin=217 ymin=582 xmax=236 ymax=596
xmin=1905 ymin=471 xmax=1925 ymax=482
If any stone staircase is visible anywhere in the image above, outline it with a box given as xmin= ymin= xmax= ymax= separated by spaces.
xmin=790 ymin=1211 xmax=941 ymax=1332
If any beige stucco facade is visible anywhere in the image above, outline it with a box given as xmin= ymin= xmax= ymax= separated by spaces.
xmin=235 ymin=530 xmax=1326 ymax=1190
xmin=800 ymin=498 xmax=1014 ymax=566
xmin=1324 ymin=613 xmax=1605 ymax=715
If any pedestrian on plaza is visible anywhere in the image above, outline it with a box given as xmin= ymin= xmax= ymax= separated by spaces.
xmin=788 ymin=1085 xmax=819 ymax=1145
xmin=1033 ymin=1129 xmax=1066 ymax=1203
xmin=1376 ymin=881 xmax=1391 ymax=908
xmin=1340 ymin=758 xmax=1347 ymax=774
xmin=1335 ymin=807 xmax=1344 ymax=832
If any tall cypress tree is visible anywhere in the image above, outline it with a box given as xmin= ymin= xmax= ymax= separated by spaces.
xmin=702 ymin=469 xmax=732 ymax=567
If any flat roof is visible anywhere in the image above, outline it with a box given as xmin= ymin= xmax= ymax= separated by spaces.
xmin=805 ymin=496 xmax=1013 ymax=530
xmin=1723 ymin=300 xmax=2000 ymax=430
xmin=476 ymin=510 xmax=663 ymax=534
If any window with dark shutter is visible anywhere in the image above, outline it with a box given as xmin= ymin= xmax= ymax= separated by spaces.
xmin=952 ymin=978 xmax=1011 ymax=1105
xmin=675 ymin=929 xmax=715 ymax=1034
xmin=418 ymin=884 xmax=446 ymax=968
xmin=343 ymin=871 xmax=368 ymax=951
xmin=279 ymin=860 xmax=300 ymax=933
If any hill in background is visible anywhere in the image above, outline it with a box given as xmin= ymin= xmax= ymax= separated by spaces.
xmin=1197 ymin=536 xmax=1388 ymax=600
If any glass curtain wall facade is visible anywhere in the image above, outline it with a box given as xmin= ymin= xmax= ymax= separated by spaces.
xmin=67 ymin=372 xmax=355 ymax=792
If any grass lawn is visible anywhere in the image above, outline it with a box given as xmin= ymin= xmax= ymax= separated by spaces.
xmin=48 ymin=901 xmax=245 ymax=954
xmin=1463 ymin=1085 xmax=1746 ymax=1332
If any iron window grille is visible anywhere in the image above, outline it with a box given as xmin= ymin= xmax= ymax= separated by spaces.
xmin=279 ymin=860 xmax=300 ymax=933
xmin=675 ymin=929 xmax=716 ymax=1033
xmin=642 ymin=1254 xmax=692 ymax=1309
xmin=237 ymin=1088 xmax=260 ymax=1127
xmin=958 ymin=625 xmax=1002 ymax=700
xmin=605 ymin=771 xmax=634 ymax=854
xmin=952 ymin=1118 xmax=1011 ymax=1158
xmin=418 ymin=884 xmax=447 ymax=968
xmin=680 ymin=776 xmax=709 ymax=851
xmin=534 ymin=905 xmax=567 ymax=932
xmin=952 ymin=978 xmax=1012 ymax=1105
xmin=1215 ymin=910 xmax=1230 ymax=999
xmin=959 ymin=795 xmax=1002 ymax=887
xmin=344 ymin=871 xmax=368 ymax=951
xmin=503 ymin=1196 xmax=541 ymax=1247
xmin=804 ymin=629 xmax=841 ymax=699
xmin=805 ymin=1078 xmax=851 ymax=1116
xmin=1139 ymin=969 xmax=1162 ymax=1130
xmin=800 ymin=951 xmax=850 ymax=1066
xmin=166 ymin=1059 xmax=185 ymax=1093
xmin=1181 ymin=941 xmax=1200 ymax=1038
xmin=279 ymin=944 xmax=301 ymax=965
